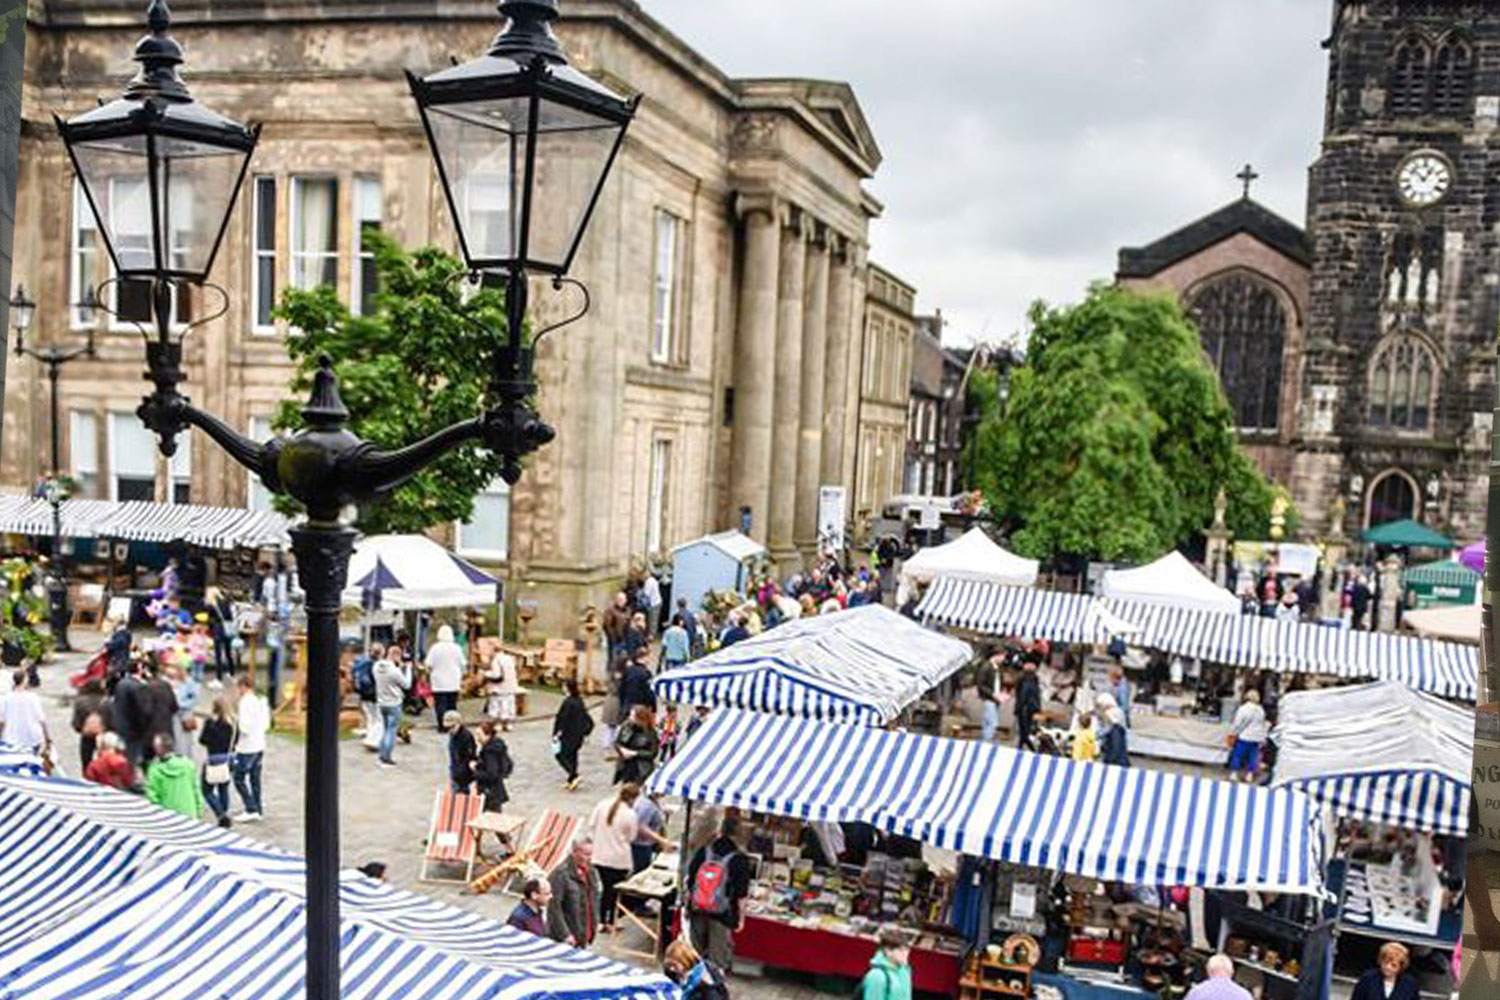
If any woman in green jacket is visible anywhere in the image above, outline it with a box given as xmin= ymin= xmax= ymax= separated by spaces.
xmin=862 ymin=930 xmax=913 ymax=1000
xmin=145 ymin=733 xmax=205 ymax=820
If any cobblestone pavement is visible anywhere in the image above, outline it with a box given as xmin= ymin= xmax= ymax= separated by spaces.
xmin=27 ymin=640 xmax=823 ymax=1000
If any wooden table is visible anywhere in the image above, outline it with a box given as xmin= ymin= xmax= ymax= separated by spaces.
xmin=614 ymin=857 xmax=679 ymax=961
xmin=469 ymin=811 xmax=528 ymax=864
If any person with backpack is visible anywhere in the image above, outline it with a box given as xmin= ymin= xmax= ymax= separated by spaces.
xmin=862 ymin=930 xmax=913 ymax=1000
xmin=353 ymin=644 xmax=381 ymax=751
xmin=686 ymin=815 xmax=754 ymax=971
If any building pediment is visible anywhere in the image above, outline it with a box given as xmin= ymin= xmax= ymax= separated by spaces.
xmin=734 ymin=78 xmax=882 ymax=178
xmin=1117 ymin=197 xmax=1312 ymax=280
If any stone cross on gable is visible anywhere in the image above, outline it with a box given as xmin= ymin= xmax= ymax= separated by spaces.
xmin=1238 ymin=163 xmax=1259 ymax=199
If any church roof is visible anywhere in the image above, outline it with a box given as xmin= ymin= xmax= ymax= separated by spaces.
xmin=1116 ymin=197 xmax=1312 ymax=279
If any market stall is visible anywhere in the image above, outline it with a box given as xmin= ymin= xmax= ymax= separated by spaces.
xmin=0 ymin=493 xmax=291 ymax=550
xmin=896 ymin=527 xmax=1040 ymax=605
xmin=342 ymin=533 xmax=503 ymax=611
xmin=1404 ymin=560 xmax=1480 ymax=609
xmin=1100 ymin=552 xmax=1240 ymax=615
xmin=652 ymin=604 xmax=973 ymax=725
xmin=650 ymin=708 xmax=1328 ymax=997
xmin=0 ymin=773 xmax=675 ymax=1000
xmin=917 ymin=577 xmax=1478 ymax=702
xmin=1403 ymin=603 xmax=1481 ymax=645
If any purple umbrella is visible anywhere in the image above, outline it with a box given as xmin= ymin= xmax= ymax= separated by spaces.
xmin=1461 ymin=539 xmax=1485 ymax=574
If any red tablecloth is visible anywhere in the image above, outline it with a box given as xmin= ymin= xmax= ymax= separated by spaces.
xmin=733 ymin=914 xmax=962 ymax=994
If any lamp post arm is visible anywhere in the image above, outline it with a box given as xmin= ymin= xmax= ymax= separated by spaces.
xmin=341 ymin=417 xmax=485 ymax=499
xmin=177 ymin=401 xmax=275 ymax=486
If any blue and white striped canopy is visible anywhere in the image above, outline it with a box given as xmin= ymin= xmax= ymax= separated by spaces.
xmin=649 ymin=709 xmax=1327 ymax=896
xmin=652 ymin=605 xmax=973 ymax=725
xmin=0 ymin=774 xmax=675 ymax=1000
xmin=341 ymin=534 xmax=502 ymax=611
xmin=917 ymin=577 xmax=1477 ymax=700
xmin=1270 ymin=681 xmax=1472 ymax=838
xmin=0 ymin=493 xmax=291 ymax=549
xmin=0 ymin=741 xmax=43 ymax=776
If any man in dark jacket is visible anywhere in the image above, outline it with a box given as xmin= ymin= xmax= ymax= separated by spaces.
xmin=686 ymin=816 xmax=754 ymax=972
xmin=1014 ymin=660 xmax=1042 ymax=752
xmin=974 ymin=653 xmax=1005 ymax=742
xmin=141 ymin=667 xmax=179 ymax=764
xmin=111 ymin=662 xmax=152 ymax=766
xmin=548 ymin=836 xmax=602 ymax=947
xmin=602 ymin=592 xmax=632 ymax=668
xmin=619 ymin=651 xmax=657 ymax=715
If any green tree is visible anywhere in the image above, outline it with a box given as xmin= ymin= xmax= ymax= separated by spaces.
xmin=272 ymin=232 xmax=519 ymax=535
xmin=970 ymin=283 xmax=1288 ymax=563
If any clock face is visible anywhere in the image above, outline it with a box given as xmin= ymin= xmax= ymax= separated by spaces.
xmin=1396 ymin=153 xmax=1452 ymax=207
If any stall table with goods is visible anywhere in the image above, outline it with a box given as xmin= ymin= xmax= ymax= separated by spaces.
xmin=651 ymin=709 xmax=1330 ymax=1000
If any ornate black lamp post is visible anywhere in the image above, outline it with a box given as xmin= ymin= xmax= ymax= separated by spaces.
xmin=56 ymin=2 xmax=634 ymax=998
xmin=10 ymin=285 xmax=96 ymax=652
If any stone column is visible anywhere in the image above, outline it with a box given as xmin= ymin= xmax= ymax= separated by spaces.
xmin=821 ymin=236 xmax=854 ymax=501
xmin=728 ymin=194 xmax=782 ymax=544
xmin=768 ymin=207 xmax=807 ymax=568
xmin=794 ymin=223 xmax=831 ymax=556
xmin=841 ymin=249 xmax=871 ymax=497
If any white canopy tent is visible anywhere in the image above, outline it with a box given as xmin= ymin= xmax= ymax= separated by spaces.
xmin=1101 ymin=551 xmax=1240 ymax=614
xmin=1403 ymin=602 xmax=1481 ymax=645
xmin=340 ymin=534 xmax=501 ymax=611
xmin=1270 ymin=681 xmax=1472 ymax=837
xmin=897 ymin=527 xmax=1039 ymax=604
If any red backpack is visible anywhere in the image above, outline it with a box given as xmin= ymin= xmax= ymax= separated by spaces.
xmin=690 ymin=845 xmax=735 ymax=916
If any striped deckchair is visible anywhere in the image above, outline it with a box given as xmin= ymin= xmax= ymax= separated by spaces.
xmin=420 ymin=787 xmax=484 ymax=884
xmin=468 ymin=808 xmax=579 ymax=896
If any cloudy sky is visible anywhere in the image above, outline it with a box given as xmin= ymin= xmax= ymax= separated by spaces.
xmin=644 ymin=0 xmax=1331 ymax=347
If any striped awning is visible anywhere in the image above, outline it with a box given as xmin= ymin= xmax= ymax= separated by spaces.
xmin=649 ymin=709 xmax=1327 ymax=896
xmin=1270 ymin=682 xmax=1472 ymax=837
xmin=652 ymin=605 xmax=974 ymax=725
xmin=0 ymin=742 xmax=42 ymax=776
xmin=0 ymin=774 xmax=674 ymax=1000
xmin=0 ymin=493 xmax=290 ymax=550
xmin=917 ymin=577 xmax=1477 ymax=701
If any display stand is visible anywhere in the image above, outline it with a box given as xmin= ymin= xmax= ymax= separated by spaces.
xmin=960 ymin=953 xmax=1032 ymax=1000
xmin=1215 ymin=895 xmax=1333 ymax=1000
xmin=613 ymin=856 xmax=678 ymax=961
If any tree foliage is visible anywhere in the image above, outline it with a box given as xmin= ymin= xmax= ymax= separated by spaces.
xmin=272 ymin=233 xmax=518 ymax=535
xmin=969 ymin=284 xmax=1290 ymax=563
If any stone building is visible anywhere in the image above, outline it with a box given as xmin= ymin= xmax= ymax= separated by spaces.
xmin=3 ymin=0 xmax=905 ymax=635
xmin=904 ymin=310 xmax=966 ymax=498
xmin=0 ymin=0 xmax=22 ymax=464
xmin=851 ymin=263 xmax=912 ymax=528
xmin=1119 ymin=0 xmax=1499 ymax=543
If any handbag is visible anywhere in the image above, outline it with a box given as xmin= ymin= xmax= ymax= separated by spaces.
xmin=205 ymin=753 xmax=233 ymax=785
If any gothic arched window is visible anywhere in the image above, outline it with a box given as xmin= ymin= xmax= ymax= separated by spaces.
xmin=1389 ymin=36 xmax=1433 ymax=117
xmin=1368 ymin=335 xmax=1437 ymax=432
xmin=1367 ymin=470 xmax=1418 ymax=528
xmin=1432 ymin=35 xmax=1475 ymax=118
xmin=1186 ymin=275 xmax=1286 ymax=433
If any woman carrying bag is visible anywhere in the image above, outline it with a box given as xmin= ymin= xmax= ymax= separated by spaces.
xmin=613 ymin=704 xmax=660 ymax=785
xmin=198 ymin=696 xmax=236 ymax=828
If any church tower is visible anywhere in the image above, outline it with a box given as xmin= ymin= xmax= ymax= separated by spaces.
xmin=1293 ymin=0 xmax=1499 ymax=541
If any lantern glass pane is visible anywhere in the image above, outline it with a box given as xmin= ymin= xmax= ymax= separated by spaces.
xmin=153 ymin=136 xmax=251 ymax=278
xmin=428 ymin=95 xmax=624 ymax=271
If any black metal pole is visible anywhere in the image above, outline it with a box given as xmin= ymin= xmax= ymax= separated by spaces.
xmin=47 ymin=360 xmax=70 ymax=651
xmin=291 ymin=521 xmax=354 ymax=1000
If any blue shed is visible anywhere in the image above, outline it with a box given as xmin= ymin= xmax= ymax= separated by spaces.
xmin=671 ymin=530 xmax=767 ymax=614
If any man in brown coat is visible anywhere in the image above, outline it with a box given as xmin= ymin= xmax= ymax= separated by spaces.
xmin=602 ymin=591 xmax=631 ymax=667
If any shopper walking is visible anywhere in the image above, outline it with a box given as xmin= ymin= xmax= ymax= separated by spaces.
xmin=145 ymin=733 xmax=204 ymax=820
xmin=447 ymin=712 xmax=478 ymax=794
xmin=589 ymin=783 xmax=647 ymax=934
xmin=112 ymin=660 xmax=151 ymax=766
xmin=619 ymin=651 xmax=656 ymax=716
xmin=507 ymin=877 xmax=555 ymax=938
xmin=1184 ymin=955 xmax=1253 ymax=1000
xmin=603 ymin=592 xmax=631 ymax=668
xmin=474 ymin=720 xmax=513 ymax=813
xmin=547 ymin=835 xmax=602 ymax=947
xmin=861 ymin=930 xmax=914 ymax=1000
xmin=1015 ymin=659 xmax=1042 ymax=752
xmin=72 ymin=678 xmax=109 ymax=770
xmin=661 ymin=614 xmax=691 ymax=672
xmin=484 ymin=645 xmax=520 ymax=729
xmin=553 ymin=679 xmax=593 ymax=790
xmin=686 ymin=815 xmax=753 ymax=972
xmin=975 ymin=653 xmax=1005 ymax=743
xmin=425 ymin=624 xmax=465 ymax=733
xmin=374 ymin=645 xmax=411 ymax=768
xmin=198 ymin=696 xmax=236 ymax=827
xmin=614 ymin=704 xmax=660 ymax=785
xmin=84 ymin=731 xmax=135 ymax=790
xmin=1096 ymin=694 xmax=1129 ymax=767
xmin=632 ymin=789 xmax=669 ymax=873
xmin=1227 ymin=689 xmax=1268 ymax=783
xmin=0 ymin=670 xmax=48 ymax=754
xmin=353 ymin=643 xmax=381 ymax=750
xmin=232 ymin=674 xmax=269 ymax=821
